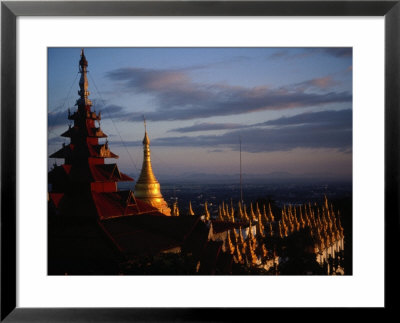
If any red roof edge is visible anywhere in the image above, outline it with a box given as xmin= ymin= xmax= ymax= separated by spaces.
xmin=49 ymin=193 xmax=64 ymax=208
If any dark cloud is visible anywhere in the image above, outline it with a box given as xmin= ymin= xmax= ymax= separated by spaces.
xmin=321 ymin=48 xmax=352 ymax=58
xmin=167 ymin=109 xmax=351 ymax=134
xmin=105 ymin=67 xmax=351 ymax=121
xmin=48 ymin=136 xmax=66 ymax=145
xmin=98 ymin=104 xmax=132 ymax=120
xmin=112 ymin=109 xmax=352 ymax=153
xmin=176 ymin=55 xmax=250 ymax=72
xmin=48 ymin=109 xmax=69 ymax=127
xmin=169 ymin=122 xmax=246 ymax=133
xmin=268 ymin=48 xmax=352 ymax=60
xmin=208 ymin=149 xmax=226 ymax=153
xmin=101 ymin=104 xmax=124 ymax=114
xmin=89 ymin=100 xmax=127 ymax=116
xmin=259 ymin=109 xmax=352 ymax=127
xmin=268 ymin=49 xmax=313 ymax=60
xmin=151 ymin=125 xmax=351 ymax=153
xmin=269 ymin=50 xmax=289 ymax=60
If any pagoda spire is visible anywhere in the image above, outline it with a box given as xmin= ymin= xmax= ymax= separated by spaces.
xmin=204 ymin=201 xmax=210 ymax=220
xmin=137 ymin=118 xmax=157 ymax=183
xmin=78 ymin=48 xmax=91 ymax=108
xmin=50 ymin=49 xmax=119 ymax=164
xmin=188 ymin=201 xmax=195 ymax=216
xmin=134 ymin=120 xmax=171 ymax=216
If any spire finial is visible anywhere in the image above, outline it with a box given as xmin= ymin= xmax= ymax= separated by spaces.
xmin=78 ymin=49 xmax=90 ymax=104
xmin=142 ymin=116 xmax=150 ymax=145
xmin=79 ymin=48 xmax=88 ymax=68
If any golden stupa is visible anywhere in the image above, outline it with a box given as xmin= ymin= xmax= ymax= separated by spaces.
xmin=134 ymin=120 xmax=171 ymax=216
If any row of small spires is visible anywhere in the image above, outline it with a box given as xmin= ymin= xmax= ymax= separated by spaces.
xmin=277 ymin=197 xmax=344 ymax=250
xmin=170 ymin=200 xmax=265 ymax=265
xmin=223 ymin=224 xmax=268 ymax=266
xmin=172 ymin=197 xmax=342 ymax=231
xmin=171 ymin=196 xmax=344 ymax=261
xmin=172 ymin=199 xmax=274 ymax=223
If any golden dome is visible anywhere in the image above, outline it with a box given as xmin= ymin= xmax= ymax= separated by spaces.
xmin=134 ymin=125 xmax=171 ymax=216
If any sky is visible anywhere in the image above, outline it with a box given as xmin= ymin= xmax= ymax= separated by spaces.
xmin=48 ymin=47 xmax=352 ymax=182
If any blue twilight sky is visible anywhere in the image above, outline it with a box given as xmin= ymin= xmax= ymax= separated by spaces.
xmin=48 ymin=47 xmax=352 ymax=181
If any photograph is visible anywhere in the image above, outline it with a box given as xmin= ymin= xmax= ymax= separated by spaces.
xmin=2 ymin=0 xmax=397 ymax=320
xmin=48 ymin=47 xmax=353 ymax=276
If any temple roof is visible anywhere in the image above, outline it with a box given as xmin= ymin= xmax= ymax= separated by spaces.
xmin=68 ymin=110 xmax=101 ymax=121
xmin=88 ymin=127 xmax=107 ymax=138
xmin=88 ymin=143 xmax=118 ymax=158
xmin=97 ymin=214 xmax=202 ymax=257
xmin=50 ymin=143 xmax=119 ymax=159
xmin=48 ymin=164 xmax=71 ymax=176
xmin=92 ymin=191 xmax=160 ymax=220
xmin=48 ymin=165 xmax=71 ymax=187
xmin=60 ymin=126 xmax=107 ymax=138
xmin=90 ymin=164 xmax=133 ymax=182
xmin=49 ymin=144 xmax=73 ymax=159
xmin=49 ymin=192 xmax=65 ymax=208
xmin=98 ymin=220 xmax=180 ymax=256
xmin=60 ymin=127 xmax=74 ymax=138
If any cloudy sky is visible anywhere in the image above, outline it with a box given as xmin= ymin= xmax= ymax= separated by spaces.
xmin=48 ymin=47 xmax=352 ymax=181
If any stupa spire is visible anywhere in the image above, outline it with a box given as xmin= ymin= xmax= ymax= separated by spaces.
xmin=78 ymin=48 xmax=91 ymax=108
xmin=137 ymin=119 xmax=157 ymax=184
xmin=143 ymin=116 xmax=150 ymax=145
xmin=134 ymin=120 xmax=171 ymax=216
xmin=188 ymin=201 xmax=195 ymax=216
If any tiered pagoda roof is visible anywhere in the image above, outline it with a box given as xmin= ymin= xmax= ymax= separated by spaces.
xmin=48 ymin=49 xmax=148 ymax=218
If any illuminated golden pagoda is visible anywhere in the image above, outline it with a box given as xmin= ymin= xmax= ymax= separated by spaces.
xmin=245 ymin=238 xmax=258 ymax=265
xmin=224 ymin=231 xmax=235 ymax=254
xmin=218 ymin=205 xmax=224 ymax=221
xmin=188 ymin=201 xmax=195 ymax=216
xmin=234 ymin=243 xmax=243 ymax=263
xmin=247 ymin=221 xmax=255 ymax=242
xmin=256 ymin=214 xmax=265 ymax=238
xmin=230 ymin=229 xmax=238 ymax=244
xmin=172 ymin=200 xmax=180 ymax=216
xmin=203 ymin=201 xmax=211 ymax=221
xmin=237 ymin=226 xmax=245 ymax=245
xmin=250 ymin=203 xmax=256 ymax=221
xmin=134 ymin=120 xmax=171 ymax=216
xmin=237 ymin=201 xmax=244 ymax=221
xmin=243 ymin=204 xmax=250 ymax=222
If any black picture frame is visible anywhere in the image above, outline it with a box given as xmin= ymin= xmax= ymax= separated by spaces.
xmin=1 ymin=1 xmax=399 ymax=321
